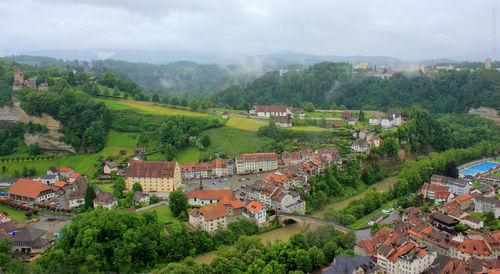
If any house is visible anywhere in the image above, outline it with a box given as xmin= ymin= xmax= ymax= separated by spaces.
xmin=220 ymin=196 xmax=245 ymax=215
xmin=37 ymin=80 xmax=49 ymax=92
xmin=453 ymin=193 xmax=472 ymax=210
xmin=222 ymin=111 xmax=228 ymax=119
xmin=46 ymin=167 xmax=58 ymax=176
xmin=471 ymin=184 xmax=496 ymax=197
xmin=341 ymin=111 xmax=352 ymax=122
xmin=387 ymin=243 xmax=437 ymax=274
xmin=275 ymin=116 xmax=293 ymax=127
xmin=369 ymin=115 xmax=381 ymax=126
xmin=461 ymin=215 xmax=484 ymax=229
xmin=457 ymin=239 xmax=492 ymax=260
xmin=434 ymin=191 xmax=454 ymax=205
xmin=188 ymin=202 xmax=228 ymax=233
xmin=0 ymin=220 xmax=21 ymax=236
xmin=93 ymin=191 xmax=118 ymax=210
xmin=381 ymin=109 xmax=402 ymax=128
xmin=281 ymin=151 xmax=303 ymax=166
xmin=289 ymin=107 xmax=305 ymax=118
xmin=211 ymin=159 xmax=234 ymax=177
xmin=125 ymin=161 xmax=181 ymax=193
xmin=181 ymin=162 xmax=214 ymax=179
xmin=8 ymin=178 xmax=55 ymax=204
xmin=432 ymin=212 xmax=459 ymax=233
xmin=262 ymin=173 xmax=294 ymax=189
xmin=250 ymin=105 xmax=291 ymax=117
xmin=0 ymin=214 xmax=11 ymax=224
xmin=347 ymin=116 xmax=358 ymax=125
xmin=68 ymin=177 xmax=87 ymax=208
xmin=68 ymin=172 xmax=82 ymax=183
xmin=11 ymin=227 xmax=51 ymax=254
xmin=132 ymin=191 xmax=150 ymax=205
xmin=136 ymin=147 xmax=146 ymax=154
xmin=37 ymin=174 xmax=58 ymax=186
xmin=235 ymin=153 xmax=278 ymax=174
xmin=0 ymin=177 xmax=19 ymax=188
xmin=245 ymin=180 xmax=306 ymax=214
xmin=103 ymin=161 xmax=121 ymax=174
xmin=58 ymin=167 xmax=74 ymax=178
xmin=350 ymin=141 xmax=369 ymax=153
xmin=324 ymin=253 xmax=379 ymax=274
xmin=243 ymin=201 xmax=266 ymax=228
xmin=472 ymin=195 xmax=500 ymax=218
xmin=54 ymin=181 xmax=66 ymax=189
xmin=430 ymin=175 xmax=470 ymax=196
xmin=368 ymin=213 xmax=385 ymax=226
xmin=188 ymin=189 xmax=234 ymax=206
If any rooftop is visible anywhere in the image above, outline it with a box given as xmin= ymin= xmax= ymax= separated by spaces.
xmin=8 ymin=178 xmax=52 ymax=199
xmin=125 ymin=161 xmax=177 ymax=178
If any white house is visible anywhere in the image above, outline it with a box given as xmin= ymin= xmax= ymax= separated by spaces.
xmin=275 ymin=116 xmax=293 ymax=127
xmin=243 ymin=201 xmax=267 ymax=227
xmin=369 ymin=115 xmax=381 ymax=126
xmin=251 ymin=105 xmax=292 ymax=118
xmin=461 ymin=215 xmax=484 ymax=229
xmin=188 ymin=189 xmax=234 ymax=206
xmin=93 ymin=192 xmax=118 ymax=210
xmin=37 ymin=174 xmax=58 ymax=186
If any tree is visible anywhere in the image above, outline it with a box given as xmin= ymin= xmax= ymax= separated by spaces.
xmin=295 ymin=249 xmax=312 ymax=273
xmin=339 ymin=105 xmax=347 ymax=110
xmin=84 ymin=184 xmax=96 ymax=209
xmin=132 ymin=182 xmax=143 ymax=193
xmin=112 ymin=178 xmax=126 ymax=198
xmin=444 ymin=161 xmax=459 ymax=178
xmin=455 ymin=223 xmax=465 ymax=232
xmin=171 ymin=97 xmax=179 ymax=105
xmin=169 ymin=189 xmax=188 ymax=217
xmin=362 ymin=165 xmax=376 ymax=185
xmin=322 ymin=240 xmax=340 ymax=262
xmin=189 ymin=99 xmax=199 ymax=111
xmin=149 ymin=195 xmax=159 ymax=205
xmin=330 ymin=103 xmax=337 ymax=110
xmin=304 ymin=102 xmax=315 ymax=112
xmin=101 ymin=72 xmax=117 ymax=88
xmin=359 ymin=110 xmax=365 ymax=122
xmin=152 ymin=93 xmax=160 ymax=103
xmin=201 ymin=135 xmax=210 ymax=147
xmin=381 ymin=137 xmax=399 ymax=157
xmin=28 ymin=142 xmax=41 ymax=156
xmin=180 ymin=98 xmax=188 ymax=107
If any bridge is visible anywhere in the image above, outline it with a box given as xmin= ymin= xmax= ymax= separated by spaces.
xmin=276 ymin=213 xmax=351 ymax=233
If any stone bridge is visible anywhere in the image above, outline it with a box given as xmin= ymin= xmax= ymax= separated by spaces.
xmin=276 ymin=213 xmax=350 ymax=233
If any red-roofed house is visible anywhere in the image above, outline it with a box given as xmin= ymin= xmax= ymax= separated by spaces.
xmin=58 ymin=167 xmax=74 ymax=178
xmin=188 ymin=202 xmax=228 ymax=233
xmin=453 ymin=193 xmax=472 ymax=210
xmin=250 ymin=105 xmax=292 ymax=117
xmin=458 ymin=240 xmax=492 ymax=260
xmin=68 ymin=172 xmax=82 ymax=183
xmin=8 ymin=178 xmax=55 ymax=204
xmin=243 ymin=201 xmax=266 ymax=227
xmin=188 ymin=189 xmax=234 ymax=206
xmin=434 ymin=191 xmax=454 ymax=205
xmin=421 ymin=182 xmax=450 ymax=200
xmin=125 ymin=161 xmax=181 ymax=193
xmin=262 ymin=173 xmax=293 ymax=189
xmin=236 ymin=153 xmax=278 ymax=174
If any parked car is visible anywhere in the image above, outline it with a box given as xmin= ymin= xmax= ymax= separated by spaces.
xmin=224 ymin=178 xmax=228 ymax=181
xmin=256 ymin=174 xmax=260 ymax=177
xmin=240 ymin=192 xmax=245 ymax=196
xmin=239 ymin=197 xmax=244 ymax=201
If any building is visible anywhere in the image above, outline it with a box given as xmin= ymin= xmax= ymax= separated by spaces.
xmin=243 ymin=201 xmax=266 ymax=227
xmin=381 ymin=109 xmax=402 ymax=128
xmin=0 ymin=177 xmax=20 ymax=188
xmin=11 ymin=227 xmax=51 ymax=254
xmin=68 ymin=172 xmax=82 ymax=183
xmin=347 ymin=117 xmax=358 ymax=125
xmin=431 ymin=175 xmax=470 ymax=196
xmin=432 ymin=212 xmax=459 ymax=233
xmin=68 ymin=177 xmax=87 ymax=208
xmin=0 ymin=214 xmax=11 ymax=224
xmin=12 ymin=68 xmax=24 ymax=90
xmin=93 ymin=191 xmax=118 ymax=210
xmin=281 ymin=151 xmax=304 ymax=166
xmin=486 ymin=58 xmax=492 ymax=69
xmin=181 ymin=159 xmax=234 ymax=179
xmin=236 ymin=153 xmax=278 ymax=174
xmin=37 ymin=174 xmax=58 ymax=186
xmin=457 ymin=239 xmax=492 ymax=260
xmin=421 ymin=183 xmax=450 ymax=200
xmin=245 ymin=180 xmax=306 ymax=214
xmin=290 ymin=107 xmax=305 ymax=118
xmin=323 ymin=253 xmax=379 ymax=274
xmin=188 ymin=189 xmax=234 ymax=206
xmin=222 ymin=111 xmax=228 ymax=119
xmin=369 ymin=115 xmax=381 ymax=126
xmin=471 ymin=184 xmax=496 ymax=198
xmin=188 ymin=202 xmax=228 ymax=233
xmin=250 ymin=105 xmax=292 ymax=117
xmin=472 ymin=195 xmax=500 ymax=218
xmin=37 ymin=80 xmax=49 ymax=92
xmin=58 ymin=167 xmax=74 ymax=178
xmin=131 ymin=191 xmax=150 ymax=205
xmin=350 ymin=141 xmax=369 ymax=153
xmin=125 ymin=161 xmax=181 ymax=193
xmin=453 ymin=193 xmax=473 ymax=210
xmin=262 ymin=173 xmax=294 ymax=189
xmin=275 ymin=116 xmax=293 ymax=127
xmin=8 ymin=178 xmax=55 ymax=204
xmin=461 ymin=215 xmax=484 ymax=230
xmin=219 ymin=196 xmax=245 ymax=215
xmin=103 ymin=161 xmax=121 ymax=174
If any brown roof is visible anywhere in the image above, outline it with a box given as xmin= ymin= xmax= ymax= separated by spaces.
xmin=246 ymin=201 xmax=265 ymax=213
xmin=275 ymin=116 xmax=292 ymax=123
xmin=125 ymin=161 xmax=177 ymax=178
xmin=94 ymin=191 xmax=118 ymax=204
xmin=0 ymin=220 xmax=21 ymax=233
xmin=198 ymin=202 xmax=228 ymax=221
xmin=458 ymin=240 xmax=491 ymax=256
xmin=188 ymin=189 xmax=234 ymax=201
xmin=236 ymin=153 xmax=278 ymax=162
xmin=455 ymin=193 xmax=472 ymax=202
xmin=8 ymin=178 xmax=52 ymax=199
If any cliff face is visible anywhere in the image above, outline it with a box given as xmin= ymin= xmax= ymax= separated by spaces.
xmin=0 ymin=98 xmax=75 ymax=154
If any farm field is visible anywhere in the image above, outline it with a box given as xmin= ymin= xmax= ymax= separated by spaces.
xmin=94 ymin=97 xmax=210 ymax=117
xmin=142 ymin=204 xmax=179 ymax=225
xmin=305 ymin=112 xmax=341 ymax=118
xmin=176 ymin=147 xmax=204 ymax=163
xmin=289 ymin=126 xmax=329 ymax=132
xmin=225 ymin=117 xmax=268 ymax=131
xmin=0 ymin=130 xmax=139 ymax=177
xmin=204 ymin=126 xmax=274 ymax=155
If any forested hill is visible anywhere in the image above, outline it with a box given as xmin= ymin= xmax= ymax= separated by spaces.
xmin=213 ymin=62 xmax=500 ymax=113
xmin=213 ymin=62 xmax=352 ymax=108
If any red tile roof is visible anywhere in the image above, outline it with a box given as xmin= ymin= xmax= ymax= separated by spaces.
xmin=198 ymin=202 xmax=228 ymax=221
xmin=54 ymin=181 xmax=66 ymax=188
xmin=236 ymin=153 xmax=278 ymax=162
xmin=58 ymin=167 xmax=72 ymax=172
xmin=435 ymin=191 xmax=452 ymax=199
xmin=188 ymin=190 xmax=234 ymax=201
xmin=8 ymin=178 xmax=52 ymax=199
xmin=388 ymin=243 xmax=415 ymax=262
xmin=246 ymin=201 xmax=265 ymax=213
xmin=263 ymin=173 xmax=290 ymax=184
xmin=230 ymin=200 xmax=245 ymax=209
xmin=69 ymin=172 xmax=81 ymax=179
xmin=253 ymin=105 xmax=289 ymax=113
xmin=125 ymin=161 xmax=177 ymax=178
xmin=455 ymin=193 xmax=472 ymax=202
xmin=458 ymin=240 xmax=491 ymax=256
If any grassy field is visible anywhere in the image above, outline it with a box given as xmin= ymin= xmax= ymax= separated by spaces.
xmin=98 ymin=184 xmax=114 ymax=193
xmin=205 ymin=126 xmax=274 ymax=155
xmin=305 ymin=112 xmax=341 ymax=118
xmin=94 ymin=98 xmax=210 ymax=117
xmin=0 ymin=130 xmax=139 ymax=177
xmin=0 ymin=204 xmax=32 ymax=222
xmin=494 ymin=171 xmax=500 ymax=176
xmin=289 ymin=126 xmax=329 ymax=132
xmin=225 ymin=117 xmax=268 ymax=132
xmin=142 ymin=204 xmax=179 ymax=225
xmin=348 ymin=199 xmax=397 ymax=230
xmin=176 ymin=147 xmax=204 ymax=163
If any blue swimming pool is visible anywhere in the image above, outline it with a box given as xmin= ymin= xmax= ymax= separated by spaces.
xmin=459 ymin=162 xmax=499 ymax=177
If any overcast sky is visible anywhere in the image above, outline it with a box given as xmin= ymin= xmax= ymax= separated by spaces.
xmin=0 ymin=0 xmax=496 ymax=60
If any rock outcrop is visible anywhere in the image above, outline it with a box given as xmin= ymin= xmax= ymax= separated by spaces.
xmin=0 ymin=97 xmax=75 ymax=154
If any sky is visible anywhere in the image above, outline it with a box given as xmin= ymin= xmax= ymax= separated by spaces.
xmin=0 ymin=0 xmax=497 ymax=60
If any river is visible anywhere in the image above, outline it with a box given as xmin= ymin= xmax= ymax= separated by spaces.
xmin=194 ymin=176 xmax=397 ymax=264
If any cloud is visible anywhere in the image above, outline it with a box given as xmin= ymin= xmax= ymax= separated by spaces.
xmin=0 ymin=0 xmax=496 ymax=60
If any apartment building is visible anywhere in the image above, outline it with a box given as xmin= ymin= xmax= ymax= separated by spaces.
xmin=125 ymin=161 xmax=181 ymax=193
xmin=236 ymin=153 xmax=278 ymax=174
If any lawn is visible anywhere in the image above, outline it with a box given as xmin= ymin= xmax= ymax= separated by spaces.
xmin=225 ymin=117 xmax=268 ymax=132
xmin=142 ymin=204 xmax=179 ymax=225
xmin=494 ymin=171 xmax=500 ymax=177
xmin=305 ymin=112 xmax=341 ymax=118
xmin=94 ymin=97 xmax=210 ymax=117
xmin=0 ymin=130 xmax=139 ymax=177
xmin=289 ymin=126 xmax=329 ymax=132
xmin=348 ymin=199 xmax=397 ymax=230
xmin=176 ymin=147 xmax=204 ymax=163
xmin=204 ymin=126 xmax=274 ymax=155
xmin=97 ymin=184 xmax=114 ymax=193
xmin=0 ymin=204 xmax=32 ymax=222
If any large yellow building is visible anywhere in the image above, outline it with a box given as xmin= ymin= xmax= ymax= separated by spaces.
xmin=124 ymin=161 xmax=181 ymax=193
